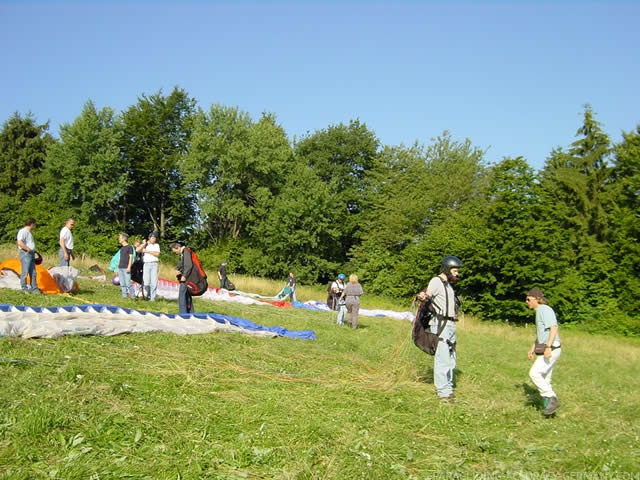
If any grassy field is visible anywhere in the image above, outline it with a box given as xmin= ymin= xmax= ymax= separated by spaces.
xmin=0 ymin=253 xmax=639 ymax=479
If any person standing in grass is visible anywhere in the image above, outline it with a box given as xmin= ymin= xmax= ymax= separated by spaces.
xmin=117 ymin=233 xmax=136 ymax=299
xmin=526 ymin=288 xmax=562 ymax=416
xmin=171 ymin=242 xmax=194 ymax=314
xmin=330 ymin=273 xmax=346 ymax=310
xmin=339 ymin=274 xmax=364 ymax=329
xmin=218 ymin=261 xmax=229 ymax=289
xmin=16 ymin=217 xmax=41 ymax=294
xmin=59 ymin=218 xmax=75 ymax=266
xmin=138 ymin=232 xmax=160 ymax=301
xmin=286 ymin=271 xmax=297 ymax=303
xmin=417 ymin=256 xmax=462 ymax=402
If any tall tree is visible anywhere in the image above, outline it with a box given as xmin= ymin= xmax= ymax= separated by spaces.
xmin=537 ymin=105 xmax=615 ymax=324
xmin=120 ymin=87 xmax=197 ymax=239
xmin=0 ymin=113 xmax=55 ymax=241
xmin=358 ymin=143 xmax=430 ymax=251
xmin=43 ymin=101 xmax=127 ymax=256
xmin=607 ymin=125 xmax=640 ymax=333
xmin=464 ymin=157 xmax=550 ymax=322
xmin=295 ymin=120 xmax=379 ymax=263
xmin=183 ymin=108 xmax=291 ymax=251
xmin=183 ymin=105 xmax=254 ymax=242
xmin=353 ymin=132 xmax=486 ymax=297
xmin=243 ymin=164 xmax=339 ymax=282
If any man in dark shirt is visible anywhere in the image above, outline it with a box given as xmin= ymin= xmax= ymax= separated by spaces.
xmin=218 ymin=261 xmax=229 ymax=289
xmin=171 ymin=243 xmax=194 ymax=314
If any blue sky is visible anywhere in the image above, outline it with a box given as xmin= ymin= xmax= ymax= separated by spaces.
xmin=1 ymin=1 xmax=638 ymax=170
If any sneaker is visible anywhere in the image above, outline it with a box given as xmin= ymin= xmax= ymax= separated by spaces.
xmin=543 ymin=397 xmax=551 ymax=409
xmin=543 ymin=396 xmax=561 ymax=416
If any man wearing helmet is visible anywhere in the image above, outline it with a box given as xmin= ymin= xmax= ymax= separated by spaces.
xmin=418 ymin=256 xmax=462 ymax=401
xmin=330 ymin=274 xmax=346 ymax=309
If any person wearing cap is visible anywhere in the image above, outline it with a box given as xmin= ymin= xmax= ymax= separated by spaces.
xmin=16 ymin=217 xmax=41 ymax=294
xmin=526 ymin=288 xmax=562 ymax=416
xmin=330 ymin=274 xmax=346 ymax=311
xmin=417 ymin=256 xmax=463 ymax=402
xmin=59 ymin=218 xmax=75 ymax=266
xmin=138 ymin=232 xmax=160 ymax=301
xmin=217 ymin=261 xmax=229 ymax=289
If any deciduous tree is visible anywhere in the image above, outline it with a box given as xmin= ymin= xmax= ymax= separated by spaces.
xmin=120 ymin=87 xmax=197 ymax=239
xmin=0 ymin=113 xmax=54 ymax=241
xmin=43 ymin=101 xmax=127 ymax=256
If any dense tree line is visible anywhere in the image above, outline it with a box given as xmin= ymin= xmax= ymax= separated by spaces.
xmin=1 ymin=87 xmax=638 ymax=335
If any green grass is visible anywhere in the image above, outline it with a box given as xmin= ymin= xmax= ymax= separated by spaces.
xmin=0 ymin=274 xmax=639 ymax=478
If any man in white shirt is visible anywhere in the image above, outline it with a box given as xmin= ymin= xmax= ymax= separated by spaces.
xmin=17 ymin=217 xmax=40 ymax=293
xmin=59 ymin=218 xmax=75 ymax=266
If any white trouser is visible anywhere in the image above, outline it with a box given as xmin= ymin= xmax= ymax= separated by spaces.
xmin=529 ymin=348 xmax=561 ymax=398
xmin=432 ymin=321 xmax=456 ymax=397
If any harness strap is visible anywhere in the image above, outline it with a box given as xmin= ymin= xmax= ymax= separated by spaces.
xmin=437 ymin=277 xmax=456 ymax=350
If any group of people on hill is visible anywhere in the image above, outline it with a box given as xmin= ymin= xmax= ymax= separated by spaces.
xmin=114 ymin=232 xmax=161 ymax=302
xmin=328 ymin=273 xmax=364 ymax=329
xmin=114 ymin=235 xmax=197 ymax=315
xmin=413 ymin=256 xmax=562 ymax=417
xmin=15 ymin=217 xmax=163 ymax=303
xmin=15 ymin=219 xmax=560 ymax=416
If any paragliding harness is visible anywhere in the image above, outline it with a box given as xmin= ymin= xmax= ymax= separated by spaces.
xmin=330 ymin=280 xmax=345 ymax=311
xmin=412 ymin=278 xmax=456 ymax=355
xmin=183 ymin=247 xmax=208 ymax=296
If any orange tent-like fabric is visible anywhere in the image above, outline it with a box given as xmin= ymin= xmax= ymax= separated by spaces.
xmin=0 ymin=259 xmax=61 ymax=294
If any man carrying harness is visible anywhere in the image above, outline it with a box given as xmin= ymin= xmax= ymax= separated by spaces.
xmin=415 ymin=256 xmax=462 ymax=402
xmin=330 ymin=273 xmax=346 ymax=310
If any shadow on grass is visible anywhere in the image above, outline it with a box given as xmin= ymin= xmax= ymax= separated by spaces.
xmin=519 ymin=382 xmax=543 ymax=410
xmin=415 ymin=367 xmax=463 ymax=386
xmin=415 ymin=367 xmax=434 ymax=384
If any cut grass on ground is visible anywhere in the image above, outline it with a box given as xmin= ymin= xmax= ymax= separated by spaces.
xmin=0 ymin=275 xmax=639 ymax=478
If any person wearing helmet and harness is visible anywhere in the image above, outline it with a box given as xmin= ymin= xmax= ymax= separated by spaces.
xmin=417 ymin=256 xmax=462 ymax=402
xmin=330 ymin=274 xmax=346 ymax=310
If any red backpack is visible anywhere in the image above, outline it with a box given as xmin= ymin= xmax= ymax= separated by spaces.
xmin=184 ymin=248 xmax=209 ymax=296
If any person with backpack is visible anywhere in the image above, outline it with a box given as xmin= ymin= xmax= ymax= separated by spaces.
xmin=330 ymin=274 xmax=346 ymax=310
xmin=171 ymin=243 xmax=195 ymax=314
xmin=416 ymin=256 xmax=462 ymax=402
xmin=526 ymin=288 xmax=562 ymax=416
